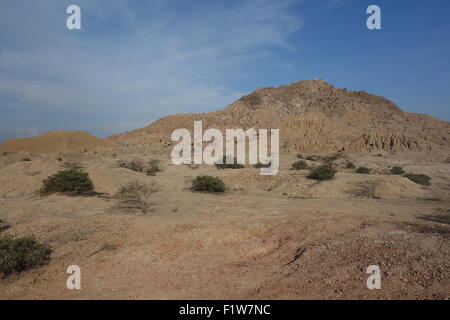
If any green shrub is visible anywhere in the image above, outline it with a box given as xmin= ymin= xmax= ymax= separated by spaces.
xmin=346 ymin=162 xmax=356 ymax=169
xmin=355 ymin=167 xmax=371 ymax=174
xmin=192 ymin=176 xmax=225 ymax=193
xmin=404 ymin=173 xmax=431 ymax=186
xmin=391 ymin=166 xmax=405 ymax=175
xmin=215 ymin=156 xmax=244 ymax=169
xmin=308 ymin=165 xmax=336 ymax=181
xmin=291 ymin=160 xmax=308 ymax=170
xmin=0 ymin=235 xmax=52 ymax=277
xmin=42 ymin=169 xmax=94 ymax=195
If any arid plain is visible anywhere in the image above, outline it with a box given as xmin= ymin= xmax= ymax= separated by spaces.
xmin=0 ymin=80 xmax=449 ymax=299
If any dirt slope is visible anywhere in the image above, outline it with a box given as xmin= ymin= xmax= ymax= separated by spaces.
xmin=0 ymin=131 xmax=112 ymax=154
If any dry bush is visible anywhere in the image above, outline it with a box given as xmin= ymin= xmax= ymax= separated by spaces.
xmin=146 ymin=159 xmax=162 ymax=176
xmin=118 ymin=159 xmax=144 ymax=172
xmin=118 ymin=181 xmax=158 ymax=214
xmin=348 ymin=181 xmax=380 ymax=199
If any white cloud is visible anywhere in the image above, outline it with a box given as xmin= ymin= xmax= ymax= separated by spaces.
xmin=0 ymin=0 xmax=303 ymax=139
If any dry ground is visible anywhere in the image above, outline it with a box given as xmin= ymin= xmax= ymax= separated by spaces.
xmin=0 ymin=151 xmax=449 ymax=299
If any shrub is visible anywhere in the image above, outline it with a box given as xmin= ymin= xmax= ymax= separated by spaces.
xmin=0 ymin=220 xmax=10 ymax=233
xmin=355 ymin=167 xmax=371 ymax=174
xmin=346 ymin=162 xmax=356 ymax=169
xmin=404 ymin=173 xmax=431 ymax=186
xmin=391 ymin=166 xmax=405 ymax=175
xmin=308 ymin=165 xmax=336 ymax=181
xmin=215 ymin=156 xmax=244 ymax=169
xmin=0 ymin=235 xmax=52 ymax=278
xmin=254 ymin=162 xmax=271 ymax=169
xmin=291 ymin=160 xmax=308 ymax=170
xmin=296 ymin=154 xmax=304 ymax=159
xmin=128 ymin=159 xmax=144 ymax=172
xmin=42 ymin=169 xmax=94 ymax=195
xmin=146 ymin=159 xmax=162 ymax=176
xmin=192 ymin=176 xmax=225 ymax=193
xmin=118 ymin=159 xmax=144 ymax=172
xmin=118 ymin=181 xmax=158 ymax=214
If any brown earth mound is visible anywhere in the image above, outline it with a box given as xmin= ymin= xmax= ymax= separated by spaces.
xmin=0 ymin=131 xmax=112 ymax=154
xmin=109 ymin=79 xmax=450 ymax=154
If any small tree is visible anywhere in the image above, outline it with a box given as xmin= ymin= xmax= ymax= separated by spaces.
xmin=192 ymin=176 xmax=225 ymax=193
xmin=308 ymin=165 xmax=336 ymax=181
xmin=118 ymin=181 xmax=158 ymax=214
xmin=42 ymin=169 xmax=94 ymax=195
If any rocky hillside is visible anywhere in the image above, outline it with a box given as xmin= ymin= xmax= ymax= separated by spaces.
xmin=109 ymin=79 xmax=450 ymax=154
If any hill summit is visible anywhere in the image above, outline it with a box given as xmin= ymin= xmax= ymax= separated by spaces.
xmin=109 ymin=79 xmax=450 ymax=154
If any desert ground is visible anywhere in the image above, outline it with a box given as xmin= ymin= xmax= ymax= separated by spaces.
xmin=0 ymin=149 xmax=449 ymax=300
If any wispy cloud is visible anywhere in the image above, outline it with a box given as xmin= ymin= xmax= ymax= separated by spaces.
xmin=0 ymin=0 xmax=303 ymax=141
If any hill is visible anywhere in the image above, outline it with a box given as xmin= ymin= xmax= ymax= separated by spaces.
xmin=109 ymin=79 xmax=450 ymax=154
xmin=0 ymin=131 xmax=112 ymax=154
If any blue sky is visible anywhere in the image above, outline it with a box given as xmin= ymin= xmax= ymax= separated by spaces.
xmin=0 ymin=0 xmax=449 ymax=142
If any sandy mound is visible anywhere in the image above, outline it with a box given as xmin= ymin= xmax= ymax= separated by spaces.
xmin=221 ymin=169 xmax=431 ymax=200
xmin=0 ymin=131 xmax=112 ymax=154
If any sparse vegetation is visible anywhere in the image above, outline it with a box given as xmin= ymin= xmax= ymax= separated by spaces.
xmin=240 ymin=92 xmax=262 ymax=106
xmin=291 ymin=160 xmax=308 ymax=170
xmin=128 ymin=159 xmax=144 ymax=172
xmin=346 ymin=162 xmax=356 ymax=169
xmin=308 ymin=165 xmax=336 ymax=181
xmin=192 ymin=176 xmax=225 ymax=193
xmin=305 ymin=156 xmax=316 ymax=161
xmin=146 ymin=159 xmax=162 ymax=176
xmin=118 ymin=181 xmax=159 ymax=214
xmin=391 ymin=166 xmax=405 ymax=175
xmin=404 ymin=173 xmax=431 ymax=186
xmin=41 ymin=169 xmax=94 ymax=195
xmin=0 ymin=220 xmax=10 ymax=233
xmin=349 ymin=181 xmax=380 ymax=199
xmin=355 ymin=167 xmax=371 ymax=174
xmin=215 ymin=156 xmax=244 ymax=169
xmin=0 ymin=235 xmax=52 ymax=278
xmin=254 ymin=162 xmax=271 ymax=169
xmin=296 ymin=154 xmax=304 ymax=159
xmin=118 ymin=158 xmax=145 ymax=172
